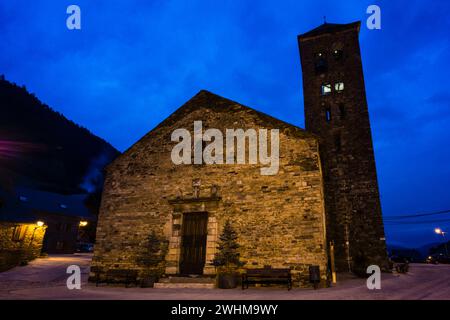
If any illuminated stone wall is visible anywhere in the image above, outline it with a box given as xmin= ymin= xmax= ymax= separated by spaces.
xmin=0 ymin=222 xmax=46 ymax=271
xmin=91 ymin=91 xmax=329 ymax=287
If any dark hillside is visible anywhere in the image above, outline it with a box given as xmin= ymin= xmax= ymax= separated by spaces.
xmin=0 ymin=76 xmax=119 ymax=193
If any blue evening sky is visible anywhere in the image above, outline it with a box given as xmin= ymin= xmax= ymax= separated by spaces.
xmin=1 ymin=1 xmax=449 ymax=248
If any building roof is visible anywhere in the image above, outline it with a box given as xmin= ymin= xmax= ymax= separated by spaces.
xmin=298 ymin=21 xmax=360 ymax=40
xmin=109 ymin=90 xmax=319 ymax=169
xmin=154 ymin=90 xmax=313 ymax=135
xmin=0 ymin=186 xmax=94 ymax=223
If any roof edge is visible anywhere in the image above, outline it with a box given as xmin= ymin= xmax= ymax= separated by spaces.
xmin=298 ymin=21 xmax=361 ymax=41
xmin=105 ymin=90 xmax=318 ymax=171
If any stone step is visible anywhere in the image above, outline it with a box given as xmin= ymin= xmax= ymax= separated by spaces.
xmin=155 ymin=276 xmax=216 ymax=288
xmin=159 ymin=276 xmax=215 ymax=283
xmin=154 ymin=282 xmax=215 ymax=289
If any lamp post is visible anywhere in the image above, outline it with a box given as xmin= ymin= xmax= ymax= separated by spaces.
xmin=29 ymin=221 xmax=45 ymax=248
xmin=435 ymin=228 xmax=449 ymax=257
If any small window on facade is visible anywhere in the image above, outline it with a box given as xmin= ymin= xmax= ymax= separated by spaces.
xmin=65 ymin=223 xmax=72 ymax=232
xmin=325 ymin=108 xmax=331 ymax=122
xmin=335 ymin=82 xmax=344 ymax=92
xmin=321 ymin=84 xmax=331 ymax=95
xmin=339 ymin=104 xmax=346 ymax=119
xmin=56 ymin=241 xmax=64 ymax=250
xmin=12 ymin=225 xmax=27 ymax=241
xmin=18 ymin=195 xmax=28 ymax=202
xmin=333 ymin=49 xmax=343 ymax=60
xmin=335 ymin=133 xmax=342 ymax=152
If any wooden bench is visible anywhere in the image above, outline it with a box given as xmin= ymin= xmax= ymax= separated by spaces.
xmin=242 ymin=268 xmax=292 ymax=290
xmin=90 ymin=267 xmax=139 ymax=287
xmin=89 ymin=266 xmax=104 ymax=287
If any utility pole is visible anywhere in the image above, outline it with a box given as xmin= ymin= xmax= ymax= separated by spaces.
xmin=330 ymin=241 xmax=337 ymax=284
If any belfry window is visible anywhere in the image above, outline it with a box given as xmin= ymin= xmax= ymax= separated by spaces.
xmin=335 ymin=82 xmax=344 ymax=92
xmin=321 ymin=84 xmax=331 ymax=95
xmin=333 ymin=49 xmax=343 ymax=60
xmin=314 ymin=53 xmax=328 ymax=74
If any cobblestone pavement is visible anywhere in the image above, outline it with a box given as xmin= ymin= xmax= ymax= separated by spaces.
xmin=0 ymin=254 xmax=449 ymax=300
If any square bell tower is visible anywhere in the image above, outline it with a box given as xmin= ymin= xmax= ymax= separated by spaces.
xmin=298 ymin=22 xmax=388 ymax=272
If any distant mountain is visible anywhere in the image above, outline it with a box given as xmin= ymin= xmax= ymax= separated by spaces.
xmin=387 ymin=241 xmax=450 ymax=262
xmin=417 ymin=242 xmax=442 ymax=257
xmin=427 ymin=241 xmax=450 ymax=256
xmin=0 ymin=75 xmax=120 ymax=194
xmin=387 ymin=244 xmax=424 ymax=262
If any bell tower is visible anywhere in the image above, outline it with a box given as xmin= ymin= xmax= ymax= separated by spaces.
xmin=298 ymin=22 xmax=388 ymax=272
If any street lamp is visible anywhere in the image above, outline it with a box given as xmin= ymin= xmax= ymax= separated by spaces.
xmin=36 ymin=221 xmax=44 ymax=227
xmin=79 ymin=221 xmax=88 ymax=227
xmin=434 ymin=227 xmax=449 ymax=257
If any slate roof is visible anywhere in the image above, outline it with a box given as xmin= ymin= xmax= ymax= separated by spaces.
xmin=298 ymin=21 xmax=360 ymax=40
xmin=0 ymin=186 xmax=93 ymax=223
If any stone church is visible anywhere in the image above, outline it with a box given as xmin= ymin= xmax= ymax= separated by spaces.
xmin=91 ymin=21 xmax=388 ymax=287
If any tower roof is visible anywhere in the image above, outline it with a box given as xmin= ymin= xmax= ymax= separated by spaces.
xmin=298 ymin=21 xmax=360 ymax=40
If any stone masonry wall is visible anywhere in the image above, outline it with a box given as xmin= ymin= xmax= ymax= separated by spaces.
xmin=91 ymin=91 xmax=329 ymax=287
xmin=0 ymin=222 xmax=46 ymax=271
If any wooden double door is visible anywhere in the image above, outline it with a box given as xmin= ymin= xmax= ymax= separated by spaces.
xmin=179 ymin=212 xmax=208 ymax=275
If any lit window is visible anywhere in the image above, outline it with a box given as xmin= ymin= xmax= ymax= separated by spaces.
xmin=335 ymin=82 xmax=344 ymax=92
xmin=321 ymin=84 xmax=331 ymax=95
xmin=12 ymin=225 xmax=28 ymax=241
xmin=325 ymin=108 xmax=331 ymax=122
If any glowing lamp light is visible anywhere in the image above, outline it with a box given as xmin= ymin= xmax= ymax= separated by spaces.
xmin=37 ymin=221 xmax=44 ymax=227
xmin=435 ymin=228 xmax=442 ymax=235
xmin=79 ymin=221 xmax=88 ymax=227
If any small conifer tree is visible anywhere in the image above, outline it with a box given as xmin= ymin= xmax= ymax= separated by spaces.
xmin=136 ymin=231 xmax=168 ymax=280
xmin=212 ymin=220 xmax=243 ymax=273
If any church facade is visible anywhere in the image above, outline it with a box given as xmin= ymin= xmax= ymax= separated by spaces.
xmin=91 ymin=21 xmax=388 ymax=287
